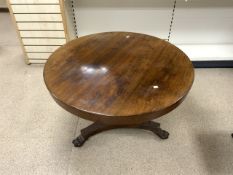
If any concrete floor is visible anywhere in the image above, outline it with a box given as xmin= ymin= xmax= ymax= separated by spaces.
xmin=0 ymin=12 xmax=233 ymax=175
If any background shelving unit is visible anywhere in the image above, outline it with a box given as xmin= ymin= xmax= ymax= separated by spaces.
xmin=73 ymin=0 xmax=233 ymax=63
xmin=7 ymin=0 xmax=76 ymax=64
xmin=7 ymin=0 xmax=233 ymax=66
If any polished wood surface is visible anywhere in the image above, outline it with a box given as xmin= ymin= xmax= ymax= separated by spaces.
xmin=44 ymin=32 xmax=194 ymax=125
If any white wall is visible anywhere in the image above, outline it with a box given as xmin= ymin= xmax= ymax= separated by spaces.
xmin=74 ymin=0 xmax=233 ymax=61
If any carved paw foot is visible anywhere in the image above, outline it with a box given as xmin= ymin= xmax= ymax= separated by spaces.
xmin=156 ymin=129 xmax=169 ymax=139
xmin=72 ymin=135 xmax=86 ymax=147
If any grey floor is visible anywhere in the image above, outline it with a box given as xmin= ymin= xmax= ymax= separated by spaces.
xmin=0 ymin=12 xmax=233 ymax=175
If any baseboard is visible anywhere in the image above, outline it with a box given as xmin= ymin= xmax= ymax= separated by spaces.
xmin=192 ymin=61 xmax=233 ymax=68
xmin=0 ymin=8 xmax=9 ymax=12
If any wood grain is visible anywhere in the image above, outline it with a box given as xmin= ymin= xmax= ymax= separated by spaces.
xmin=44 ymin=32 xmax=194 ymax=125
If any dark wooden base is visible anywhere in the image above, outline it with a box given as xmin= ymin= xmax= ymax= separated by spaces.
xmin=72 ymin=121 xmax=169 ymax=147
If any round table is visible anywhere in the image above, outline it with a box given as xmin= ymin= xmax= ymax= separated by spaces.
xmin=44 ymin=32 xmax=194 ymax=147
